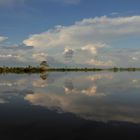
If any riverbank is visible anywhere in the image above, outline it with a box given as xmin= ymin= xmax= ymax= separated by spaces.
xmin=0 ymin=67 xmax=140 ymax=73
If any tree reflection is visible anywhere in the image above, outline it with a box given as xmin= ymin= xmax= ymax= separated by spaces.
xmin=40 ymin=72 xmax=48 ymax=80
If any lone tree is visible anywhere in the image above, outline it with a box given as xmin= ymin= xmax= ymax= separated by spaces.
xmin=40 ymin=61 xmax=49 ymax=69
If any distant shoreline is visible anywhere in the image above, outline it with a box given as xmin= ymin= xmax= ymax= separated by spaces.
xmin=0 ymin=67 xmax=140 ymax=73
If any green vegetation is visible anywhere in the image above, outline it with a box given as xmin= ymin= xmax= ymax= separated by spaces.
xmin=0 ymin=66 xmax=140 ymax=73
xmin=107 ymin=67 xmax=140 ymax=72
xmin=40 ymin=67 xmax=140 ymax=72
xmin=0 ymin=66 xmax=43 ymax=74
xmin=0 ymin=61 xmax=139 ymax=73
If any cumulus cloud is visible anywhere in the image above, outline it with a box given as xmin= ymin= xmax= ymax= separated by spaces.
xmin=63 ymin=48 xmax=74 ymax=58
xmin=0 ymin=37 xmax=35 ymax=66
xmin=0 ymin=54 xmax=20 ymax=59
xmin=32 ymin=53 xmax=48 ymax=62
xmin=0 ymin=36 xmax=8 ymax=43
xmin=81 ymin=44 xmax=97 ymax=55
xmin=87 ymin=59 xmax=113 ymax=67
xmin=23 ymin=16 xmax=140 ymax=67
xmin=79 ymin=43 xmax=108 ymax=55
xmin=132 ymin=57 xmax=138 ymax=61
xmin=0 ymin=16 xmax=140 ymax=67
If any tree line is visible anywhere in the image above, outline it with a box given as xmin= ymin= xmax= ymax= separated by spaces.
xmin=0 ymin=61 xmax=140 ymax=73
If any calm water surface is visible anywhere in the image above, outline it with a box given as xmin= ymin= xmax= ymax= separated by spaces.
xmin=0 ymin=72 xmax=140 ymax=139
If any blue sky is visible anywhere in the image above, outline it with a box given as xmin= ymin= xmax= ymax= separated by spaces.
xmin=0 ymin=0 xmax=140 ymax=43
xmin=0 ymin=0 xmax=140 ymax=67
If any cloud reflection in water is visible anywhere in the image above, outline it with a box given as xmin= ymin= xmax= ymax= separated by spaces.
xmin=0 ymin=72 xmax=140 ymax=123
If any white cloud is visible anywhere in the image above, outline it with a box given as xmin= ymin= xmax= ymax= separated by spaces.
xmin=81 ymin=44 xmax=97 ymax=55
xmin=24 ymin=16 xmax=140 ymax=46
xmin=87 ymin=59 xmax=113 ymax=67
xmin=32 ymin=53 xmax=48 ymax=62
xmin=0 ymin=36 xmax=8 ymax=43
xmin=132 ymin=57 xmax=138 ymax=61
xmin=0 ymin=16 xmax=140 ymax=67
xmin=23 ymin=16 xmax=140 ymax=67
xmin=63 ymin=48 xmax=74 ymax=58
xmin=80 ymin=43 xmax=107 ymax=55
xmin=0 ymin=54 xmax=20 ymax=59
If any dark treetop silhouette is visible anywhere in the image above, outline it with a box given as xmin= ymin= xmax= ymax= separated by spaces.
xmin=0 ymin=61 xmax=140 ymax=73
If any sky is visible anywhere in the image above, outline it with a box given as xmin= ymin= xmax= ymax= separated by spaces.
xmin=0 ymin=0 xmax=140 ymax=67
